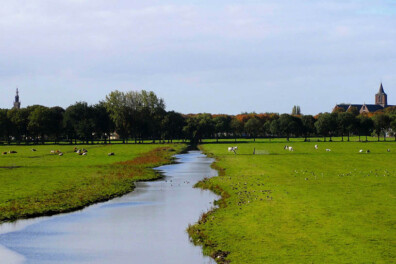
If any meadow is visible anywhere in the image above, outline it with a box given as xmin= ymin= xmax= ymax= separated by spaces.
xmin=0 ymin=143 xmax=185 ymax=222
xmin=189 ymin=138 xmax=395 ymax=263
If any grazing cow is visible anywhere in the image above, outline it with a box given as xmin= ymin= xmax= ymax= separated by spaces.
xmin=108 ymin=152 xmax=115 ymax=156
xmin=314 ymin=145 xmax=318 ymax=150
xmin=288 ymin=146 xmax=294 ymax=151
xmin=228 ymin=147 xmax=237 ymax=154
xmin=326 ymin=149 xmax=331 ymax=152
xmin=359 ymin=149 xmax=363 ymax=153
xmin=366 ymin=150 xmax=370 ymax=154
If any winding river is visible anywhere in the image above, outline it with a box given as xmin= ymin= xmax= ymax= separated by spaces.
xmin=0 ymin=151 xmax=218 ymax=264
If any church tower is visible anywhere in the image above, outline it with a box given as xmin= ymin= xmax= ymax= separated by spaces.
xmin=13 ymin=88 xmax=21 ymax=110
xmin=375 ymin=83 xmax=387 ymax=107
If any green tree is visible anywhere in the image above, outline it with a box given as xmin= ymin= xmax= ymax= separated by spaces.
xmin=64 ymin=102 xmax=95 ymax=144
xmin=372 ymin=113 xmax=391 ymax=141
xmin=28 ymin=105 xmax=52 ymax=143
xmin=337 ymin=112 xmax=357 ymax=142
xmin=213 ymin=116 xmax=231 ymax=142
xmin=230 ymin=118 xmax=243 ymax=142
xmin=301 ymin=115 xmax=316 ymax=141
xmin=0 ymin=109 xmax=11 ymax=143
xmin=291 ymin=105 xmax=301 ymax=115
xmin=315 ymin=113 xmax=337 ymax=141
xmin=244 ymin=117 xmax=261 ymax=142
xmin=357 ymin=115 xmax=374 ymax=141
xmin=7 ymin=108 xmax=30 ymax=143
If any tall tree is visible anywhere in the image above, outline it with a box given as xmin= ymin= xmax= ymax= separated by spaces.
xmin=315 ymin=113 xmax=337 ymax=141
xmin=230 ymin=118 xmax=243 ymax=142
xmin=357 ymin=115 xmax=374 ymax=141
xmin=244 ymin=117 xmax=261 ymax=142
xmin=372 ymin=113 xmax=391 ymax=141
xmin=301 ymin=115 xmax=316 ymax=141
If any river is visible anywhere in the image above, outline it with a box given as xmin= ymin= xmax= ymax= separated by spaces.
xmin=0 ymin=151 xmax=218 ymax=264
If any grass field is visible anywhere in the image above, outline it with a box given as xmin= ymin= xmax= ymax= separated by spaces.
xmin=188 ymin=139 xmax=395 ymax=263
xmin=0 ymin=143 xmax=185 ymax=222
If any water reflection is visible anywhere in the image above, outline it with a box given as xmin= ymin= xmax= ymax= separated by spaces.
xmin=0 ymin=151 xmax=218 ymax=264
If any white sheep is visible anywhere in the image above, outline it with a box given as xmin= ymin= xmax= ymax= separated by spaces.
xmin=288 ymin=146 xmax=294 ymax=151
xmin=359 ymin=149 xmax=363 ymax=153
xmin=314 ymin=145 xmax=318 ymax=149
xmin=326 ymin=149 xmax=331 ymax=152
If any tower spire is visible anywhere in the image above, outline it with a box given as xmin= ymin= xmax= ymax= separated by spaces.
xmin=13 ymin=87 xmax=21 ymax=109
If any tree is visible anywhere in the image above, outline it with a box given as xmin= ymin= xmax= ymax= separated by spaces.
xmin=161 ymin=111 xmax=185 ymax=143
xmin=183 ymin=114 xmax=214 ymax=143
xmin=315 ymin=113 xmax=337 ymax=141
xmin=7 ymin=108 xmax=30 ymax=143
xmin=291 ymin=105 xmax=301 ymax=115
xmin=48 ymin=107 xmax=65 ymax=143
xmin=92 ymin=102 xmax=113 ymax=143
xmin=346 ymin=106 xmax=359 ymax=116
xmin=390 ymin=118 xmax=396 ymax=141
xmin=230 ymin=118 xmax=243 ymax=142
xmin=270 ymin=119 xmax=281 ymax=138
xmin=28 ymin=106 xmax=52 ymax=143
xmin=0 ymin=109 xmax=11 ymax=143
xmin=337 ymin=112 xmax=357 ymax=142
xmin=244 ymin=117 xmax=261 ymax=142
xmin=278 ymin=114 xmax=302 ymax=141
xmin=372 ymin=113 xmax=391 ymax=141
xmin=64 ymin=102 xmax=95 ymax=144
xmin=213 ymin=116 xmax=231 ymax=142
xmin=357 ymin=115 xmax=374 ymax=141
xmin=301 ymin=115 xmax=316 ymax=141
xmin=105 ymin=90 xmax=130 ymax=143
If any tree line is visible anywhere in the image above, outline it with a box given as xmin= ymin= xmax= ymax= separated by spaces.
xmin=0 ymin=90 xmax=396 ymax=144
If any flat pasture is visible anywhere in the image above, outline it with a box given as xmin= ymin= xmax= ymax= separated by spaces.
xmin=0 ymin=143 xmax=184 ymax=222
xmin=189 ymin=139 xmax=396 ymax=263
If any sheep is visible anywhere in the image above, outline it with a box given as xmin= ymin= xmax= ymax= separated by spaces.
xmin=314 ymin=145 xmax=318 ymax=149
xmin=108 ymin=152 xmax=115 ymax=156
xmin=288 ymin=146 xmax=294 ymax=151
xmin=387 ymin=149 xmax=391 ymax=152
xmin=76 ymin=149 xmax=81 ymax=154
xmin=359 ymin=149 xmax=363 ymax=153
xmin=325 ymin=149 xmax=331 ymax=152
xmin=284 ymin=145 xmax=289 ymax=150
xmin=50 ymin=150 xmax=55 ymax=154
xmin=58 ymin=152 xmax=63 ymax=156
xmin=233 ymin=146 xmax=238 ymax=150
xmin=82 ymin=152 xmax=87 ymax=156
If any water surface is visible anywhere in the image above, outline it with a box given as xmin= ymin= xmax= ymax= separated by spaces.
xmin=0 ymin=151 xmax=218 ymax=264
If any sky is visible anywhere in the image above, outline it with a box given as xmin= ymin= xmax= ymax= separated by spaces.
xmin=0 ymin=0 xmax=395 ymax=115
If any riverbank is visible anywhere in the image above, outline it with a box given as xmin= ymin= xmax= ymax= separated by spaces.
xmin=189 ymin=140 xmax=395 ymax=263
xmin=0 ymin=144 xmax=186 ymax=222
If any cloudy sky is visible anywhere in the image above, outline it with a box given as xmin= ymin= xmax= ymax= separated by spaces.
xmin=0 ymin=0 xmax=395 ymax=114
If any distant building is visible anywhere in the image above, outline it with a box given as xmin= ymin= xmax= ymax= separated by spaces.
xmin=13 ymin=88 xmax=21 ymax=110
xmin=333 ymin=83 xmax=394 ymax=114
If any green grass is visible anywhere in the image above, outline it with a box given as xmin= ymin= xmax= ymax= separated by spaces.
xmin=189 ymin=139 xmax=395 ymax=263
xmin=0 ymin=143 xmax=185 ymax=222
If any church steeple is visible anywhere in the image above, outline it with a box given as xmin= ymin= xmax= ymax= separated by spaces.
xmin=13 ymin=88 xmax=21 ymax=110
xmin=375 ymin=83 xmax=387 ymax=107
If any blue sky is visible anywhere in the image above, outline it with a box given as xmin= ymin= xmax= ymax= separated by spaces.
xmin=0 ymin=0 xmax=395 ymax=114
